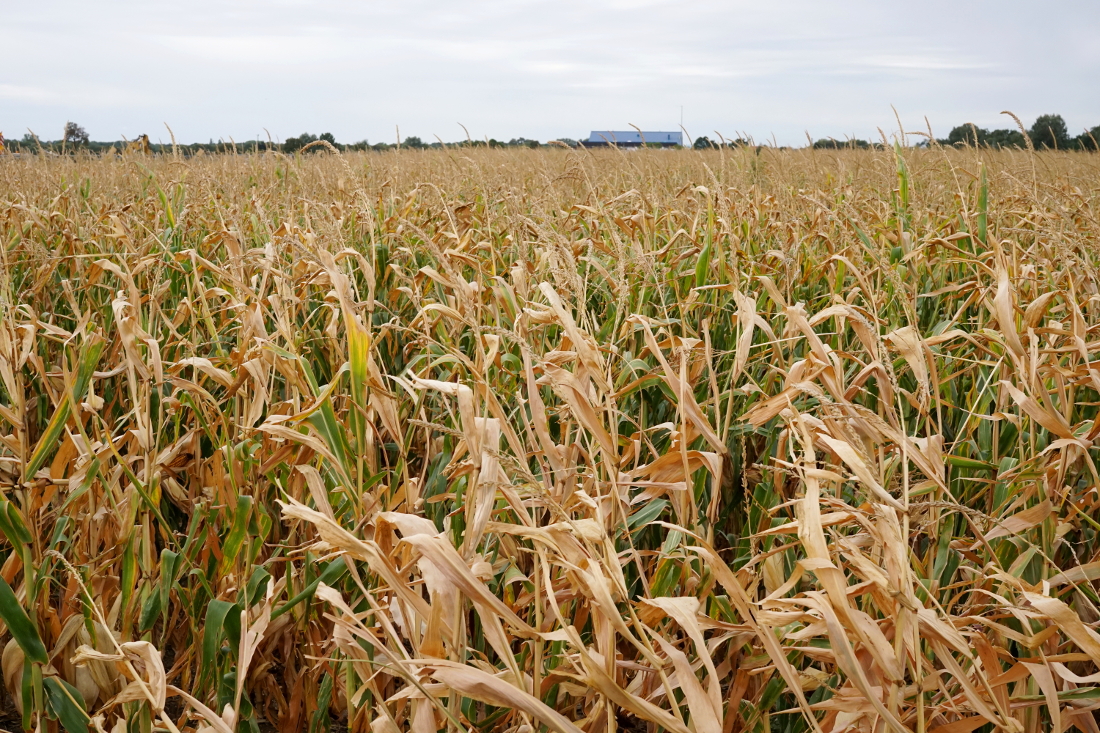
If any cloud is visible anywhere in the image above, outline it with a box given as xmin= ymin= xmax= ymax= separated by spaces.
xmin=0 ymin=0 xmax=1096 ymax=145
xmin=0 ymin=84 xmax=59 ymax=103
xmin=857 ymin=55 xmax=994 ymax=72
xmin=153 ymin=34 xmax=360 ymax=66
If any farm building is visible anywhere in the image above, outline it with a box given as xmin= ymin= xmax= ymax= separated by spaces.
xmin=584 ymin=131 xmax=683 ymax=147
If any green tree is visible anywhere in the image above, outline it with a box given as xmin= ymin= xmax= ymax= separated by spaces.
xmin=1029 ymin=114 xmax=1069 ymax=149
xmin=812 ymin=138 xmax=870 ymax=149
xmin=1075 ymin=126 xmax=1100 ymax=151
xmin=283 ymin=133 xmax=317 ymax=153
xmin=402 ymin=136 xmax=425 ymax=149
xmin=63 ymin=121 xmax=89 ymax=146
xmin=693 ymin=136 xmax=714 ymax=149
xmin=946 ymin=124 xmax=988 ymax=146
xmin=985 ymin=129 xmax=1026 ymax=149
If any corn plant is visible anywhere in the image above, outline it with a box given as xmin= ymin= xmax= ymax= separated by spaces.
xmin=0 ymin=144 xmax=1097 ymax=733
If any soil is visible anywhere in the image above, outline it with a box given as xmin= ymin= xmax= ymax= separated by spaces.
xmin=0 ymin=684 xmax=20 ymax=733
xmin=0 ymin=688 xmax=350 ymax=733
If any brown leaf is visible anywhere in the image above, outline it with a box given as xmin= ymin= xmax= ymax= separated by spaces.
xmin=425 ymin=661 xmax=584 ymax=733
xmin=985 ymin=500 xmax=1052 ymax=541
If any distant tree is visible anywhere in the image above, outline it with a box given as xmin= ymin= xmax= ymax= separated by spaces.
xmin=284 ymin=133 xmax=317 ymax=153
xmin=984 ymin=128 xmax=1026 ymax=149
xmin=693 ymin=136 xmax=714 ymax=149
xmin=402 ymin=136 xmax=425 ymax=149
xmin=1029 ymin=114 xmax=1069 ymax=149
xmin=319 ymin=132 xmax=336 ymax=146
xmin=812 ymin=138 xmax=870 ymax=149
xmin=1078 ymin=126 xmax=1100 ymax=151
xmin=946 ymin=124 xmax=988 ymax=146
xmin=63 ymin=121 xmax=89 ymax=146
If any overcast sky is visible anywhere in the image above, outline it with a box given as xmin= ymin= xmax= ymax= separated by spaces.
xmin=2 ymin=0 xmax=1098 ymax=146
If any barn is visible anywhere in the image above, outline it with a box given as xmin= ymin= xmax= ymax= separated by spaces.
xmin=583 ymin=131 xmax=683 ymax=148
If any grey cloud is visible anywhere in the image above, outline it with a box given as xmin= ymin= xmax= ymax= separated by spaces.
xmin=1 ymin=0 xmax=1097 ymax=145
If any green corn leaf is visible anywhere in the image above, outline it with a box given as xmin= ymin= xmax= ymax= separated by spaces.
xmin=219 ymin=495 xmax=254 ymax=574
xmin=160 ymin=549 xmax=181 ymax=614
xmin=47 ymin=517 xmax=70 ymax=553
xmin=138 ymin=591 xmax=162 ymax=633
xmin=977 ymin=162 xmax=988 ymax=245
xmin=25 ymin=336 xmax=105 ymax=479
xmin=120 ymin=535 xmax=137 ymax=626
xmin=628 ymin=499 xmax=669 ymax=530
xmin=650 ymin=559 xmax=681 ymax=598
xmin=44 ymin=676 xmax=90 ymax=733
xmin=309 ymin=672 xmax=334 ymax=733
xmin=271 ymin=559 xmax=347 ymax=620
xmin=245 ymin=566 xmax=271 ymax=607
xmin=152 ymin=177 xmax=176 ymax=229
xmin=346 ymin=310 xmax=370 ymax=452
xmin=1014 ymin=687 xmax=1100 ymax=702
xmin=306 ymin=401 xmax=354 ymax=486
xmin=0 ymin=499 xmax=32 ymax=546
xmin=20 ymin=657 xmax=32 ymax=731
xmin=695 ymin=193 xmax=716 ymax=288
xmin=694 ymin=241 xmax=713 ymax=289
xmin=947 ymin=454 xmax=997 ymax=471
xmin=1058 ymin=687 xmax=1100 ymax=701
xmin=201 ymin=599 xmax=240 ymax=689
xmin=0 ymin=576 xmax=47 ymax=664
xmin=895 ymin=141 xmax=911 ymax=230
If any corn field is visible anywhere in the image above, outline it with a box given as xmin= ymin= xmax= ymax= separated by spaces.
xmin=1 ymin=145 xmax=1099 ymax=733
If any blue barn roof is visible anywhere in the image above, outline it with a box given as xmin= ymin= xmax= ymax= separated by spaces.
xmin=586 ymin=131 xmax=683 ymax=145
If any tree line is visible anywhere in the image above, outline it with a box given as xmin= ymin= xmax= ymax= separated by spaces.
xmin=694 ymin=114 xmax=1100 ymax=151
xmin=6 ymin=115 xmax=1099 ymax=156
xmin=0 ymin=124 xmax=580 ymax=155
xmin=939 ymin=114 xmax=1099 ymax=150
xmin=801 ymin=114 xmax=1100 ymax=151
xmin=276 ymin=133 xmax=566 ymax=152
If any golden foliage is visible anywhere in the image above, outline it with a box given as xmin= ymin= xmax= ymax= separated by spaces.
xmin=0 ymin=146 xmax=1097 ymax=733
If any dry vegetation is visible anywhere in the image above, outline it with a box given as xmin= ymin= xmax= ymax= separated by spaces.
xmin=0 ymin=145 xmax=1099 ymax=733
